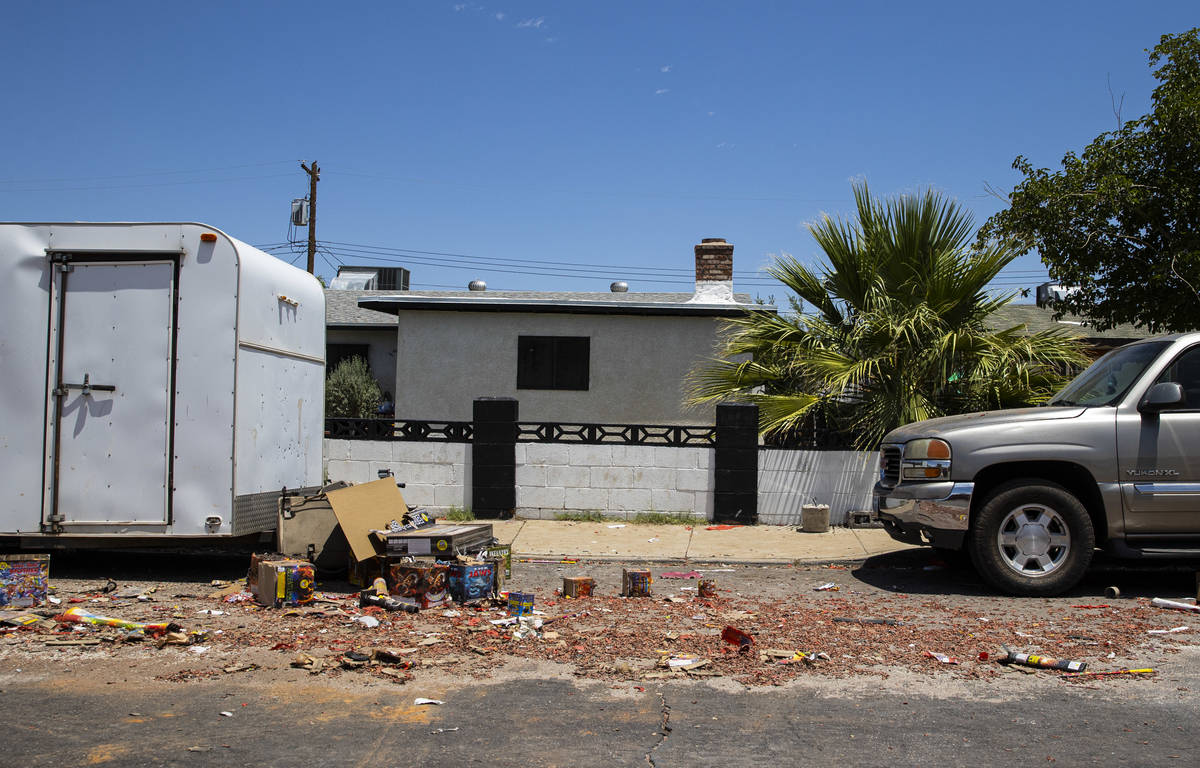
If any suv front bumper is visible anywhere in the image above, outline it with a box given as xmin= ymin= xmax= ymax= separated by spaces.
xmin=873 ymin=481 xmax=974 ymax=549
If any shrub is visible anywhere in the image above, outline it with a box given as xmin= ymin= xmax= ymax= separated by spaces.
xmin=325 ymin=356 xmax=383 ymax=418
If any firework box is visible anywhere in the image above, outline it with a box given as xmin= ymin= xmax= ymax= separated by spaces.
xmin=622 ymin=568 xmax=652 ymax=597
xmin=448 ymin=560 xmax=495 ymax=602
xmin=252 ymin=558 xmax=316 ymax=607
xmin=480 ymin=544 xmax=512 ymax=578
xmin=384 ymin=523 xmax=494 ymax=559
xmin=387 ymin=561 xmax=449 ymax=609
xmin=563 ymin=576 xmax=594 ymax=598
xmin=507 ymin=591 xmax=534 ymax=617
xmin=0 ymin=554 xmax=49 ymax=608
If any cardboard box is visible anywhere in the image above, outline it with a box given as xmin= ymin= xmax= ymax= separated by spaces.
xmin=480 ymin=544 xmax=512 ymax=578
xmin=563 ymin=576 xmax=594 ymax=598
xmin=448 ymin=561 xmax=495 ymax=602
xmin=0 ymin=554 xmax=49 ymax=608
xmin=507 ymin=591 xmax=534 ymax=617
xmin=622 ymin=568 xmax=652 ymax=597
xmin=387 ymin=561 xmax=449 ymax=609
xmin=252 ymin=558 xmax=315 ymax=607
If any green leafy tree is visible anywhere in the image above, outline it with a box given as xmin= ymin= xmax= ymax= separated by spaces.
xmin=980 ymin=28 xmax=1200 ymax=333
xmin=325 ymin=356 xmax=383 ymax=418
xmin=688 ymin=184 xmax=1090 ymax=448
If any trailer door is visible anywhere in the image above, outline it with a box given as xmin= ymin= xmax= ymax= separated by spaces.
xmin=45 ymin=258 xmax=176 ymax=528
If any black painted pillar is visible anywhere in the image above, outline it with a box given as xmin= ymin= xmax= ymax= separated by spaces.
xmin=713 ymin=402 xmax=759 ymax=525
xmin=472 ymin=397 xmax=517 ymax=519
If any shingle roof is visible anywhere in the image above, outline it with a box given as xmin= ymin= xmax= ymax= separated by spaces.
xmin=988 ymin=304 xmax=1149 ymax=341
xmin=327 ymin=288 xmax=761 ymax=324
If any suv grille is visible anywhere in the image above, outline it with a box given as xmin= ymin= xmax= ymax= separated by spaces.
xmin=880 ymin=445 xmax=901 ymax=486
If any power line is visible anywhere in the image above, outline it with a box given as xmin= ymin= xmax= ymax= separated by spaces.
xmin=0 ymin=160 xmax=295 ymax=185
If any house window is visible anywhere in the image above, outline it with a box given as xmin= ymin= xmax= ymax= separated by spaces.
xmin=517 ymin=336 xmax=590 ymax=391
xmin=327 ymin=343 xmax=370 ymax=373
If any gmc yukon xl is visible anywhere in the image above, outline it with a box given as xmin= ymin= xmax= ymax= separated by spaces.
xmin=874 ymin=332 xmax=1200 ymax=595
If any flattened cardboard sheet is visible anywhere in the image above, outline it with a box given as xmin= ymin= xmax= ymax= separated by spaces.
xmin=326 ymin=478 xmax=409 ymax=564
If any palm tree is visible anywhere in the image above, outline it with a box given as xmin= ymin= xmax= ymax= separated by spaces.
xmin=688 ymin=183 xmax=1089 ymax=448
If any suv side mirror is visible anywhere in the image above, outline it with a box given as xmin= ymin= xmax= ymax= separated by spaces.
xmin=1139 ymin=381 xmax=1185 ymax=413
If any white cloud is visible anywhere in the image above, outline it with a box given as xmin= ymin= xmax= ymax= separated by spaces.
xmin=660 ymin=65 xmax=671 ymax=73
xmin=453 ymin=3 xmax=466 ymax=10
xmin=707 ymin=111 xmax=715 ymax=117
xmin=495 ymin=12 xmax=506 ymax=20
xmin=518 ymin=16 xmax=545 ymax=29
xmin=655 ymin=88 xmax=669 ymax=95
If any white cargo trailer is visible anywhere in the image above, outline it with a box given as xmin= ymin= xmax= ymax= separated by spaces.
xmin=0 ymin=223 xmax=325 ymax=542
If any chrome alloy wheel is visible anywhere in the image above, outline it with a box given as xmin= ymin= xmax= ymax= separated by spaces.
xmin=996 ymin=504 xmax=1071 ymax=577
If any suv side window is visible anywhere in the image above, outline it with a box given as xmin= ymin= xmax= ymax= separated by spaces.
xmin=1154 ymin=345 xmax=1200 ymax=409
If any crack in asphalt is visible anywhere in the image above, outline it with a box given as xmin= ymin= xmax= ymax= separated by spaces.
xmin=645 ymin=690 xmax=672 ymax=767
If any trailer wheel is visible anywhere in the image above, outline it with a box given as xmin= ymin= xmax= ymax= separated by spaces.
xmin=967 ymin=479 xmax=1094 ymax=596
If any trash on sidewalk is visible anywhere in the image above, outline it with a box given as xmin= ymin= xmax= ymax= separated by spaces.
xmin=1002 ymin=648 xmax=1086 ymax=672
xmin=1151 ymin=597 xmax=1200 ymax=614
xmin=721 ymin=625 xmax=754 ymax=649
xmin=562 ymin=577 xmax=594 ymax=598
xmin=291 ymin=653 xmax=324 ymax=673
xmin=832 ymin=617 xmax=904 ymax=626
xmin=414 ymin=698 xmax=444 ymax=706
xmin=1104 ymin=586 xmax=1122 ymax=599
xmin=1061 ymin=668 xmax=1155 ymax=680
xmin=924 ymin=651 xmax=958 ymax=664
xmin=698 ymin=579 xmax=717 ymax=598
xmin=430 ymin=727 xmax=459 ymax=734
xmin=659 ymin=571 xmax=701 ymax=580
xmin=0 ymin=553 xmax=50 ymax=608
xmin=1147 ymin=626 xmax=1189 ymax=634
xmin=662 ymin=654 xmax=709 ymax=670
xmin=622 ymin=569 xmax=652 ymax=597
xmin=354 ymin=615 xmax=381 ymax=628
xmin=813 ymin=582 xmax=839 ymax=592
xmin=511 ymin=615 xmax=543 ymax=641
xmin=57 ymin=607 xmax=179 ymax=636
xmin=705 ymin=524 xmax=740 ymax=531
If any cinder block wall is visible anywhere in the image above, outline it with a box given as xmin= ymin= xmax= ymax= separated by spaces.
xmin=324 ymin=440 xmax=470 ymax=510
xmin=515 ymin=444 xmax=713 ymax=520
xmin=323 ymin=439 xmax=877 ymax=524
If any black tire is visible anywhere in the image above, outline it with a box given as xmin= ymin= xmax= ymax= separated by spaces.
xmin=967 ymin=479 xmax=1095 ymax=596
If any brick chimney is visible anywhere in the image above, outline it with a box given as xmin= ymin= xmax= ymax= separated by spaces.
xmin=689 ymin=237 xmax=735 ymax=303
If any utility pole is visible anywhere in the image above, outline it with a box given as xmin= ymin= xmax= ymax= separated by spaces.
xmin=300 ymin=161 xmax=320 ymax=274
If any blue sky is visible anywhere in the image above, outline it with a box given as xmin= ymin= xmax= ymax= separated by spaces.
xmin=2 ymin=2 xmax=1195 ymax=298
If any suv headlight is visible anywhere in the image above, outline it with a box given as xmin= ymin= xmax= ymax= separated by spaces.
xmin=900 ymin=438 xmax=951 ymax=481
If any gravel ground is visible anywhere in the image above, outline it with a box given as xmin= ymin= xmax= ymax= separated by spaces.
xmin=3 ymin=548 xmax=1197 ymax=693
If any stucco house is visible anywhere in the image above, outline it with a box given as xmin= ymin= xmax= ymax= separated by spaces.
xmin=354 ymin=238 xmax=767 ymax=425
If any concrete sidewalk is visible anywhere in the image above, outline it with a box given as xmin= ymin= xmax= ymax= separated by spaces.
xmin=483 ymin=518 xmax=919 ymax=564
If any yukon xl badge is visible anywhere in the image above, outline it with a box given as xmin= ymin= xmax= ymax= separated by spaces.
xmin=1127 ymin=469 xmax=1180 ymax=477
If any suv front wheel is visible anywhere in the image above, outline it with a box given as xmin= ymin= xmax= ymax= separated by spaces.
xmin=967 ymin=479 xmax=1095 ymax=596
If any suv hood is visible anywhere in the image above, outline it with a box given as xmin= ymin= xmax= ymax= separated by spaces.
xmin=882 ymin=406 xmax=1088 ymax=444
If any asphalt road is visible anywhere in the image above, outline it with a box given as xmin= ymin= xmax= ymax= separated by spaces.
xmin=6 ymin=672 xmax=1196 ymax=767
xmin=6 ymin=551 xmax=1199 ymax=767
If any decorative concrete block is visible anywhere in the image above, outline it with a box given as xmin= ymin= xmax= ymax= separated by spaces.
xmin=564 ymin=487 xmax=610 ymax=510
xmin=631 ymin=466 xmax=675 ymax=489
xmin=526 ymin=443 xmax=569 ymax=466
xmin=326 ymin=459 xmax=371 ymax=485
xmin=675 ymin=468 xmax=710 ymax=492
xmin=610 ymin=488 xmax=653 ymax=511
xmin=610 ymin=445 xmax=657 ymax=467
xmin=590 ymin=466 xmax=637 ymax=489
xmin=348 ymin=440 xmax=392 ymax=462
xmin=515 ymin=464 xmax=547 ymax=486
xmin=324 ymin=439 xmax=351 ymax=461
xmin=570 ymin=444 xmax=612 ymax=467
xmin=651 ymin=488 xmax=693 ymax=513
xmin=517 ymin=485 xmax=565 ymax=509
xmin=546 ymin=464 xmax=590 ymax=488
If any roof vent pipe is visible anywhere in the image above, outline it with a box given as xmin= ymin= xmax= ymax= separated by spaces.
xmin=610 ymin=281 xmax=628 ymax=292
xmin=468 ymin=280 xmax=487 ymax=292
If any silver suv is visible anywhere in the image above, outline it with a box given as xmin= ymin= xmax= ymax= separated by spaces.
xmin=875 ymin=332 xmax=1200 ymax=595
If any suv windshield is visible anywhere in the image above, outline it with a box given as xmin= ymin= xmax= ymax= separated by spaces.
xmin=1048 ymin=340 xmax=1171 ymax=407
